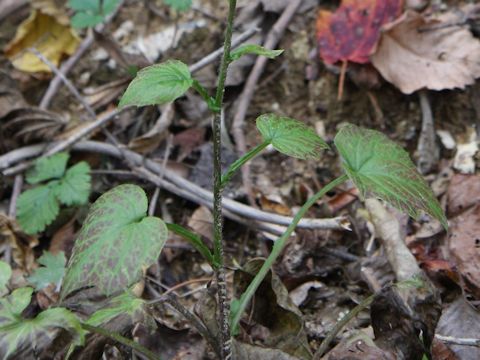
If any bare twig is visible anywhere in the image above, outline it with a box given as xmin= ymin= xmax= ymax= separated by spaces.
xmin=0 ymin=141 xmax=349 ymax=231
xmin=417 ymin=90 xmax=439 ymax=174
xmin=231 ymin=0 xmax=302 ymax=203
xmin=435 ymin=334 xmax=480 ymax=347
xmin=313 ymin=295 xmax=375 ymax=359
xmin=30 ymin=47 xmax=97 ymax=119
xmin=39 ymin=0 xmax=125 ymax=109
xmin=8 ymin=174 xmax=23 ymax=218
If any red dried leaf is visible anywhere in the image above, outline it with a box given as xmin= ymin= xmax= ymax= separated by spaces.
xmin=316 ymin=0 xmax=403 ymax=64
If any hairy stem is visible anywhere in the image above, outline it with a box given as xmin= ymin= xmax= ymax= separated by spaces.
xmin=81 ymin=323 xmax=159 ymax=360
xmin=212 ymin=0 xmax=237 ymax=358
xmin=221 ymin=140 xmax=269 ymax=189
xmin=231 ymin=174 xmax=348 ymax=332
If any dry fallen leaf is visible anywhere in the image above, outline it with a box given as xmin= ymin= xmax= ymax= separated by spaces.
xmin=371 ymin=10 xmax=480 ymax=94
xmin=316 ymin=0 xmax=403 ymax=64
xmin=0 ymin=214 xmax=38 ymax=272
xmin=448 ymin=204 xmax=480 ymax=299
xmin=187 ymin=206 xmax=213 ymax=242
xmin=4 ymin=10 xmax=80 ymax=73
xmin=447 ymin=173 xmax=480 ymax=217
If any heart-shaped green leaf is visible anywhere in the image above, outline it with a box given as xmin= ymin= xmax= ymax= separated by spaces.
xmin=334 ymin=123 xmax=447 ymax=229
xmin=256 ymin=114 xmax=329 ymax=159
xmin=61 ymin=184 xmax=168 ymax=298
xmin=119 ymin=60 xmax=193 ymax=107
xmin=230 ymin=44 xmax=283 ymax=62
xmin=0 ymin=287 xmax=84 ymax=359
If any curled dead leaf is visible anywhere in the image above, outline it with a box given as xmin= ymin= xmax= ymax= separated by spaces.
xmin=0 ymin=214 xmax=38 ymax=272
xmin=448 ymin=204 xmax=480 ymax=299
xmin=4 ymin=10 xmax=80 ymax=73
xmin=371 ymin=10 xmax=480 ymax=94
xmin=316 ymin=0 xmax=403 ymax=64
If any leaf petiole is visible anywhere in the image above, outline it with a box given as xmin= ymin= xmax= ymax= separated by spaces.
xmin=220 ymin=140 xmax=270 ymax=189
xmin=230 ymin=174 xmax=349 ymax=333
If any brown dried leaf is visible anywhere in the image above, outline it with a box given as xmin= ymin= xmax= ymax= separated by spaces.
xmin=187 ymin=206 xmax=213 ymax=242
xmin=371 ymin=11 xmax=480 ymax=94
xmin=0 ymin=214 xmax=38 ymax=272
xmin=4 ymin=10 xmax=80 ymax=73
xmin=234 ymin=259 xmax=313 ymax=359
xmin=448 ymin=204 xmax=480 ymax=299
xmin=447 ymin=174 xmax=480 ymax=217
xmin=436 ymin=298 xmax=480 ymax=360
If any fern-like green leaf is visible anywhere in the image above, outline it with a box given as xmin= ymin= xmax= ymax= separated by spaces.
xmin=230 ymin=44 xmax=283 ymax=62
xmin=17 ymin=183 xmax=60 ymax=234
xmin=27 ymin=251 xmax=66 ymax=291
xmin=26 ymin=153 xmax=69 ymax=184
xmin=119 ymin=60 xmax=193 ymax=107
xmin=334 ymin=123 xmax=447 ymax=229
xmin=55 ymin=162 xmax=91 ymax=206
xmin=0 ymin=287 xmax=84 ymax=359
xmin=256 ymin=113 xmax=329 ymax=159
xmin=61 ymin=184 xmax=168 ymax=298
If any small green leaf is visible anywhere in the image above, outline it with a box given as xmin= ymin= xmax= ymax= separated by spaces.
xmin=17 ymin=183 xmax=60 ymax=234
xmin=334 ymin=123 xmax=448 ymax=229
xmin=27 ymin=252 xmax=66 ymax=291
xmin=68 ymin=0 xmax=99 ymax=11
xmin=68 ymin=0 xmax=120 ymax=28
xmin=86 ymin=291 xmax=146 ymax=326
xmin=0 ymin=287 xmax=84 ymax=359
xmin=166 ymin=223 xmax=217 ymax=267
xmin=119 ymin=60 xmax=193 ymax=107
xmin=256 ymin=113 xmax=329 ymax=159
xmin=26 ymin=153 xmax=69 ymax=184
xmin=71 ymin=13 xmax=104 ymax=28
xmin=0 ymin=261 xmax=12 ymax=295
xmin=55 ymin=162 xmax=91 ymax=206
xmin=61 ymin=184 xmax=168 ymax=298
xmin=230 ymin=44 xmax=284 ymax=62
xmin=164 ymin=0 xmax=192 ymax=11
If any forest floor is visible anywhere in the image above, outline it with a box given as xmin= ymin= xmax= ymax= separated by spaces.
xmin=1 ymin=0 xmax=480 ymax=359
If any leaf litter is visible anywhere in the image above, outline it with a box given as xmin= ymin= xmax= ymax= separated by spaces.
xmin=1 ymin=0 xmax=480 ymax=358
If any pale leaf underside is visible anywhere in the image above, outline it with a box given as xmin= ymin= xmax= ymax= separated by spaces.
xmin=334 ymin=123 xmax=447 ymax=228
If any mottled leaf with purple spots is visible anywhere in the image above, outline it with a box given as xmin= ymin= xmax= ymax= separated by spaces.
xmin=61 ymin=184 xmax=168 ymax=298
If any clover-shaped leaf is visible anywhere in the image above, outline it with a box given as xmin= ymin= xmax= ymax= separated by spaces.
xmin=334 ymin=123 xmax=447 ymax=229
xmin=119 ymin=60 xmax=193 ymax=107
xmin=26 ymin=153 xmax=69 ymax=184
xmin=61 ymin=184 xmax=168 ymax=298
xmin=256 ymin=113 xmax=329 ymax=160
xmin=27 ymin=251 xmax=66 ymax=291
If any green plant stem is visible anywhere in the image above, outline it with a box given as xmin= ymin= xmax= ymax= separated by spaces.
xmin=212 ymin=0 xmax=237 ymax=358
xmin=220 ymin=140 xmax=269 ymax=189
xmin=81 ymin=323 xmax=159 ymax=360
xmin=230 ymin=174 xmax=348 ymax=333
xmin=313 ymin=295 xmax=374 ymax=359
xmin=192 ymin=79 xmax=218 ymax=112
xmin=166 ymin=223 xmax=218 ymax=268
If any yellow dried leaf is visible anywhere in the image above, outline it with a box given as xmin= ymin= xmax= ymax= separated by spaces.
xmin=4 ymin=10 xmax=80 ymax=73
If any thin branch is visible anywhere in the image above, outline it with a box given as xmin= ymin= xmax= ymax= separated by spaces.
xmin=313 ymin=295 xmax=374 ymax=359
xmin=231 ymin=0 xmax=302 ymax=203
xmin=81 ymin=323 xmax=159 ymax=360
xmin=435 ymin=334 xmax=480 ymax=347
xmin=0 ymin=141 xmax=350 ymax=231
